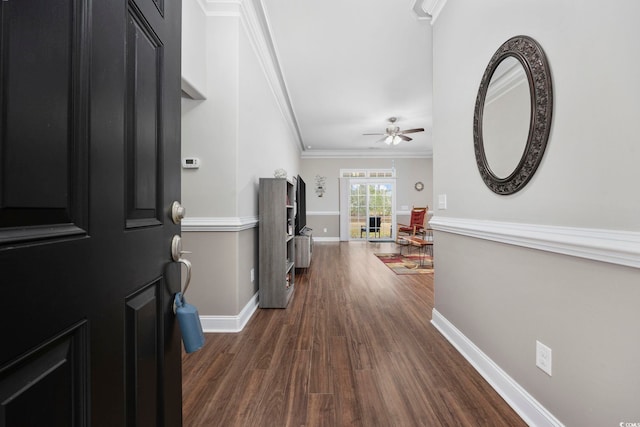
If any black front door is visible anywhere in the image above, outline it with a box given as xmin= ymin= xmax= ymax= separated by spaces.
xmin=0 ymin=0 xmax=182 ymax=425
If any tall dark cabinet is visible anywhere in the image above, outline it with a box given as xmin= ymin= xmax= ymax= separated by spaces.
xmin=259 ymin=178 xmax=295 ymax=308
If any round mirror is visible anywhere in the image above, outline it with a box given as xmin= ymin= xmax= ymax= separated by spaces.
xmin=473 ymin=36 xmax=553 ymax=195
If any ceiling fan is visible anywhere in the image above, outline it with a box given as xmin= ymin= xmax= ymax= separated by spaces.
xmin=363 ymin=117 xmax=425 ymax=145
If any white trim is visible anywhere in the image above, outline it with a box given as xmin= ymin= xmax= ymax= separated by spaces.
xmin=430 ymin=216 xmax=640 ymax=269
xmin=200 ymin=292 xmax=259 ymax=333
xmin=200 ymin=0 xmax=304 ymax=153
xmin=431 ymin=310 xmax=564 ymax=427
xmin=181 ymin=76 xmax=207 ymax=100
xmin=181 ymin=216 xmax=258 ymax=232
xmin=312 ymin=236 xmax=340 ymax=242
xmin=425 ymin=0 xmax=448 ymax=25
xmin=201 ymin=0 xmax=241 ymax=16
xmin=340 ymin=167 xmax=396 ymax=178
xmin=242 ymin=0 xmax=304 ymax=153
xmin=307 ymin=211 xmax=339 ymax=216
xmin=410 ymin=0 xmax=432 ymax=20
xmin=301 ymin=149 xmax=432 ymax=159
xmin=339 ymin=178 xmax=350 ymax=241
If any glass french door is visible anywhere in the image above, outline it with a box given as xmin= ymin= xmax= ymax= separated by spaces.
xmin=349 ymin=180 xmax=395 ymax=241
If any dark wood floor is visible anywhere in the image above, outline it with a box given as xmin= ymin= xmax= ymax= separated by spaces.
xmin=182 ymin=242 xmax=526 ymax=427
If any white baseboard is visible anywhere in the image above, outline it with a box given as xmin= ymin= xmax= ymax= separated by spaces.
xmin=200 ymin=292 xmax=259 ymax=333
xmin=431 ymin=309 xmax=564 ymax=427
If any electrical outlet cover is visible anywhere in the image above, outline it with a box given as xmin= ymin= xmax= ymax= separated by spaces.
xmin=536 ymin=340 xmax=552 ymax=376
xmin=438 ymin=194 xmax=447 ymax=209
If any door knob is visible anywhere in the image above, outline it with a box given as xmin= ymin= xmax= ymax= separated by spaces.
xmin=171 ymin=201 xmax=186 ymax=224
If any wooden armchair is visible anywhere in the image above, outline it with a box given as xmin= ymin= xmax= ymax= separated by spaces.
xmin=396 ymin=206 xmax=428 ymax=240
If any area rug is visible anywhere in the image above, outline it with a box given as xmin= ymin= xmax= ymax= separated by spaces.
xmin=374 ymin=253 xmax=434 ymax=275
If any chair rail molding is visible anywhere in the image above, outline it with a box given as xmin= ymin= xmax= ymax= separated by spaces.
xmin=429 ymin=216 xmax=640 ymax=269
xmin=307 ymin=211 xmax=340 ymax=216
xmin=181 ymin=216 xmax=258 ymax=232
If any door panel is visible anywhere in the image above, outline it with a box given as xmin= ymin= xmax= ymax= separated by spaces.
xmin=126 ymin=9 xmax=162 ymax=227
xmin=126 ymin=280 xmax=163 ymax=426
xmin=0 ymin=0 xmax=182 ymax=425
xmin=0 ymin=321 xmax=88 ymax=427
xmin=0 ymin=0 xmax=89 ymax=234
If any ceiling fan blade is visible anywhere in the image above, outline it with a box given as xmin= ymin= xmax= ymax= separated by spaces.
xmin=398 ymin=134 xmax=412 ymax=142
xmin=401 ymin=128 xmax=425 ymax=134
xmin=375 ymin=136 xmax=389 ymax=144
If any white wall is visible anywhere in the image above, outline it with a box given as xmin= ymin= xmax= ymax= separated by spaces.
xmin=180 ymin=3 xmax=300 ymax=318
xmin=238 ymin=23 xmax=300 ymax=217
xmin=182 ymin=16 xmax=239 ymax=218
xmin=181 ymin=0 xmax=207 ymax=97
xmin=432 ymin=1 xmax=640 ymax=425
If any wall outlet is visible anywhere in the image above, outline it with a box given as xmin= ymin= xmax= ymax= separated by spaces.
xmin=250 ymin=268 xmax=255 ymax=283
xmin=323 ymin=227 xmax=327 ymax=233
xmin=536 ymin=340 xmax=552 ymax=376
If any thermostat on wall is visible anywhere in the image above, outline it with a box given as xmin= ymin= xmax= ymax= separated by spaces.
xmin=182 ymin=157 xmax=200 ymax=169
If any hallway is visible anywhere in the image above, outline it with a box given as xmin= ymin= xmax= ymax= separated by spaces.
xmin=182 ymin=242 xmax=525 ymax=426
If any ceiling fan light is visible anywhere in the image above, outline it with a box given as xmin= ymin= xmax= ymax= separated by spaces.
xmin=393 ymin=136 xmax=401 ymax=145
xmin=384 ymin=135 xmax=393 ymax=145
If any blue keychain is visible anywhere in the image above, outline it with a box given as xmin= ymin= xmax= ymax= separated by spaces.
xmin=174 ymin=291 xmax=205 ymax=353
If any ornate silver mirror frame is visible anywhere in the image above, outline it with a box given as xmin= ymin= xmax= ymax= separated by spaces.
xmin=473 ymin=35 xmax=553 ymax=195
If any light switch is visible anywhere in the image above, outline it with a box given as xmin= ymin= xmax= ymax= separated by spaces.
xmin=438 ymin=194 xmax=447 ymax=210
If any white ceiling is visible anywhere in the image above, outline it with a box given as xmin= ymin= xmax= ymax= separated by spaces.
xmin=261 ymin=0 xmax=434 ymax=157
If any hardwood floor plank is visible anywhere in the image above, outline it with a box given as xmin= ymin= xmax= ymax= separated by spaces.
xmin=331 ymin=367 xmax=361 ymax=426
xmin=284 ymin=350 xmax=310 ymax=427
xmin=182 ymin=352 xmax=236 ymax=426
xmin=309 ymin=293 xmax=334 ymax=393
xmin=182 ymin=242 xmax=526 ymax=426
xmin=306 ymin=393 xmax=336 ymax=427
xmin=353 ymin=369 xmax=393 ymax=427
xmin=219 ymin=368 xmax=267 ymax=426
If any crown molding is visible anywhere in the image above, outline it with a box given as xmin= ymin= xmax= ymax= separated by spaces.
xmin=430 ymin=216 xmax=640 ymax=269
xmin=415 ymin=0 xmax=448 ymax=25
xmin=199 ymin=0 xmax=304 ymax=154
xmin=410 ymin=0 xmax=432 ymax=20
xmin=240 ymin=0 xmax=305 ymax=154
xmin=301 ymin=149 xmax=433 ymax=159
